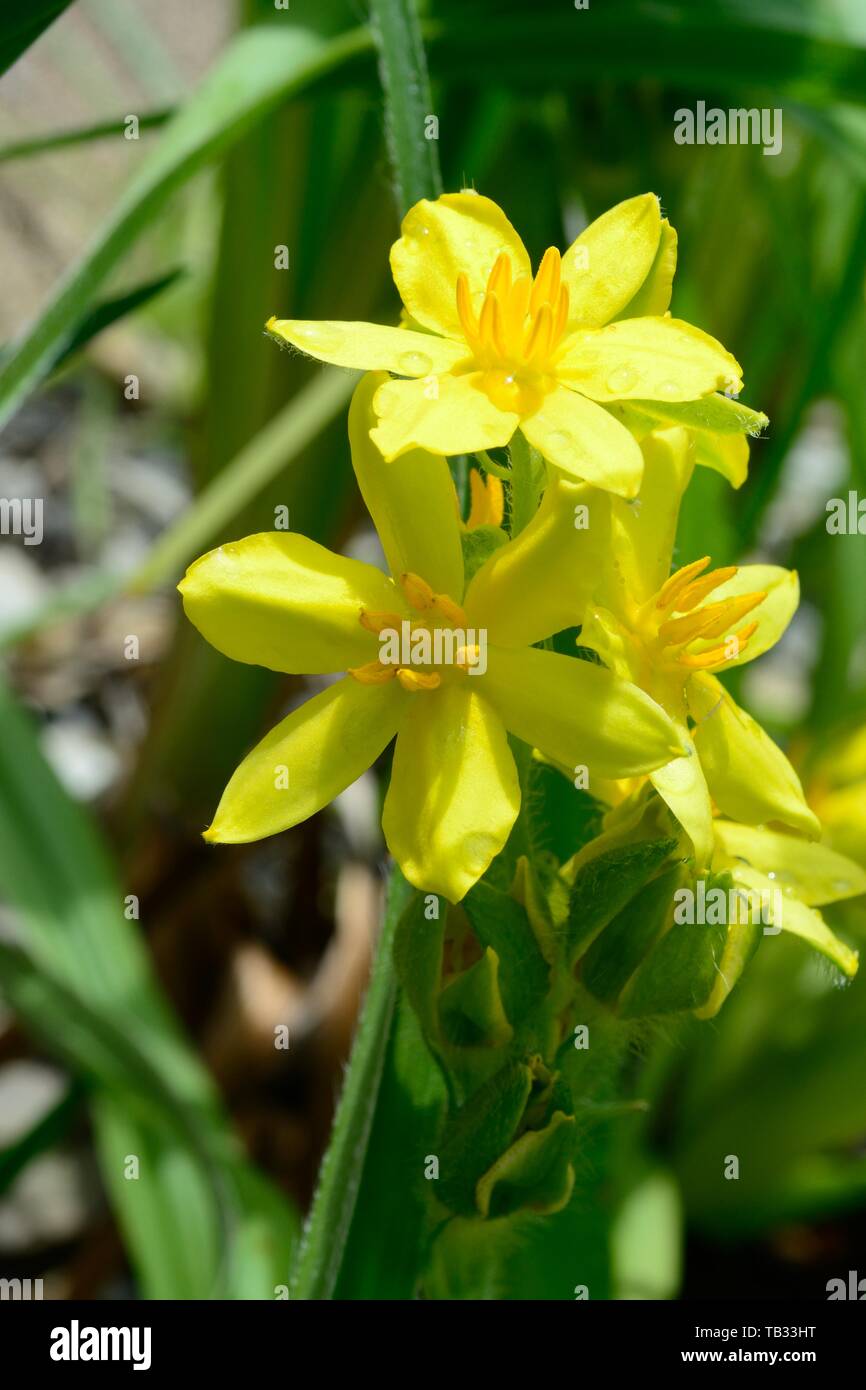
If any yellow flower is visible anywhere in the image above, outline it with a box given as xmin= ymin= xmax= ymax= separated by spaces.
xmin=708 ymin=820 xmax=863 ymax=984
xmin=804 ymin=724 xmax=866 ymax=866
xmin=266 ymin=192 xmax=752 ymax=499
xmin=580 ymin=426 xmax=818 ymax=868
xmin=179 ymin=374 xmax=683 ymax=903
xmin=466 ymin=467 xmax=504 ymax=529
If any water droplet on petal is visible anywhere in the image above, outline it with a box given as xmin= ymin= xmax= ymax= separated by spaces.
xmin=549 ymin=429 xmax=572 ymax=453
xmin=606 ymin=365 xmax=638 ymax=394
xmin=656 ymin=380 xmax=679 ymax=398
xmin=397 ymin=350 xmax=433 ymax=377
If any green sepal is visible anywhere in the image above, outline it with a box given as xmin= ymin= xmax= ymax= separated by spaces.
xmin=617 ymin=894 xmax=725 ymax=1020
xmin=476 ymin=1110 xmax=576 ymax=1219
xmin=436 ymin=1061 xmax=533 ymax=1215
xmin=582 ymin=864 xmax=684 ymax=1004
xmin=439 ymin=948 xmax=513 ymax=1050
xmin=462 ymin=879 xmax=549 ymax=1026
xmin=566 ymin=837 xmax=678 ymax=964
xmin=460 ymin=523 xmax=508 ymax=587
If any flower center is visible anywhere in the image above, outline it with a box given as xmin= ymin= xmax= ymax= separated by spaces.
xmin=349 ymin=573 xmax=484 ymax=691
xmin=455 ymin=248 xmax=569 ymax=413
xmin=636 ymin=556 xmax=766 ymax=674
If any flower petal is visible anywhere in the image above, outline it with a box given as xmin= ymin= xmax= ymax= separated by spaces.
xmin=179 ymin=532 xmax=397 ymax=674
xmin=265 ymin=317 xmax=466 ymax=374
xmin=371 ymin=371 xmax=519 ymax=460
xmin=382 ymin=683 xmax=520 ymax=901
xmin=688 ymin=566 xmax=799 ymax=669
xmin=558 ymin=317 xmax=742 ymax=402
xmin=561 ymin=193 xmax=662 ymax=330
xmin=349 ymin=373 xmax=464 ymax=598
xmin=650 ymin=731 xmax=715 ymax=868
xmin=205 ymin=677 xmax=405 ymax=843
xmin=713 ymin=820 xmax=866 ymax=906
xmin=689 ymin=675 xmax=819 ymax=837
xmin=604 ymin=426 xmax=694 ymax=610
xmin=615 ymin=217 xmax=678 ymax=319
xmin=390 ymin=192 xmax=531 ymax=340
xmin=464 ymin=475 xmax=610 ymax=644
xmin=478 ymin=645 xmax=683 ymax=780
xmin=728 ymin=865 xmax=858 ymax=978
xmin=521 ymin=385 xmax=644 ymax=497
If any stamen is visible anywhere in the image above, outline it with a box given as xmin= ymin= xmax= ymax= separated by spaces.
xmin=530 ymin=247 xmax=561 ymax=315
xmin=456 ymin=273 xmax=479 ymax=342
xmin=487 ymin=251 xmax=512 ymax=299
xmin=524 ymin=303 xmax=554 ymax=367
xmin=691 ymin=592 xmax=765 ymax=640
xmin=674 ymin=566 xmax=738 ymax=612
xmin=656 ymin=557 xmax=711 ymax=610
xmin=396 ymin=668 xmax=441 ymax=692
xmin=677 ymin=621 xmax=758 ymax=670
xmin=359 ymin=609 xmax=402 ymax=634
xmin=430 ymin=593 xmax=465 ymax=626
xmin=349 ymin=660 xmax=397 ymax=684
xmin=401 ymin=572 xmax=435 ymax=610
xmin=478 ymin=292 xmax=501 ymax=353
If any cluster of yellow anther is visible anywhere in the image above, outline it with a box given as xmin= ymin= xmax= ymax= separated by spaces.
xmin=456 ymin=248 xmax=569 ymax=413
xmin=348 ymin=572 xmax=472 ymax=692
xmin=645 ymin=556 xmax=765 ymax=672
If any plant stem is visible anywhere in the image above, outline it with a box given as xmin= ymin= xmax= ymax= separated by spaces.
xmin=289 ymin=870 xmax=414 ymax=1299
xmin=369 ymin=0 xmax=442 ymax=213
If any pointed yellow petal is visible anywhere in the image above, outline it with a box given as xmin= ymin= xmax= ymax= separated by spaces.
xmin=728 ymin=865 xmax=858 ymax=978
xmin=265 ymin=317 xmax=465 ymax=373
xmin=179 ymin=532 xmax=396 ymax=674
xmin=349 ymin=373 xmax=464 ymax=598
xmin=615 ymin=217 xmax=678 ymax=319
xmin=371 ymin=371 xmax=519 ymax=460
xmin=687 ymin=566 xmax=799 ymax=669
xmin=520 ymin=385 xmax=644 ymax=497
xmin=477 ymin=646 xmax=683 ymax=780
xmin=649 ymin=730 xmax=715 ymax=868
xmin=690 ymin=673 xmax=819 ymax=837
xmin=382 ymin=684 xmax=519 ymax=901
xmin=390 ymin=192 xmax=531 ymax=340
xmin=558 ymin=317 xmax=742 ymax=402
xmin=713 ymin=821 xmax=866 ymax=906
xmin=464 ymin=475 xmax=611 ymax=645
xmin=603 ymin=427 xmax=694 ymax=610
xmin=205 ymin=677 xmax=405 ymax=843
xmin=561 ymin=193 xmax=662 ymax=329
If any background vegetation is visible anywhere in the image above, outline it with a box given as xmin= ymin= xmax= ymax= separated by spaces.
xmin=0 ymin=0 xmax=864 ymax=1299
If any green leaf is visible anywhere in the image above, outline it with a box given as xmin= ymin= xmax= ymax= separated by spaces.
xmin=476 ymin=1111 xmax=576 ymax=1219
xmin=393 ymin=890 xmax=444 ymax=1044
xmin=289 ymin=867 xmax=414 ymax=1300
xmin=566 ymin=837 xmax=678 ymax=964
xmin=0 ymin=0 xmax=74 ymax=77
xmin=369 ymin=0 xmax=442 ymax=213
xmin=0 ymin=678 xmax=298 ymax=1297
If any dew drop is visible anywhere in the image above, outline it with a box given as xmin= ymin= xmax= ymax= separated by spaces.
xmin=548 ymin=429 xmax=573 ymax=454
xmin=606 ymin=365 xmax=638 ymax=394
xmin=397 ymin=350 xmax=433 ymax=377
xmin=656 ymin=380 xmax=679 ymax=398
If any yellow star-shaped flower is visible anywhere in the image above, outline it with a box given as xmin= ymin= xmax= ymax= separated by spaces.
xmin=266 ymin=192 xmax=751 ymax=498
xmin=179 ymin=374 xmax=683 ymax=903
